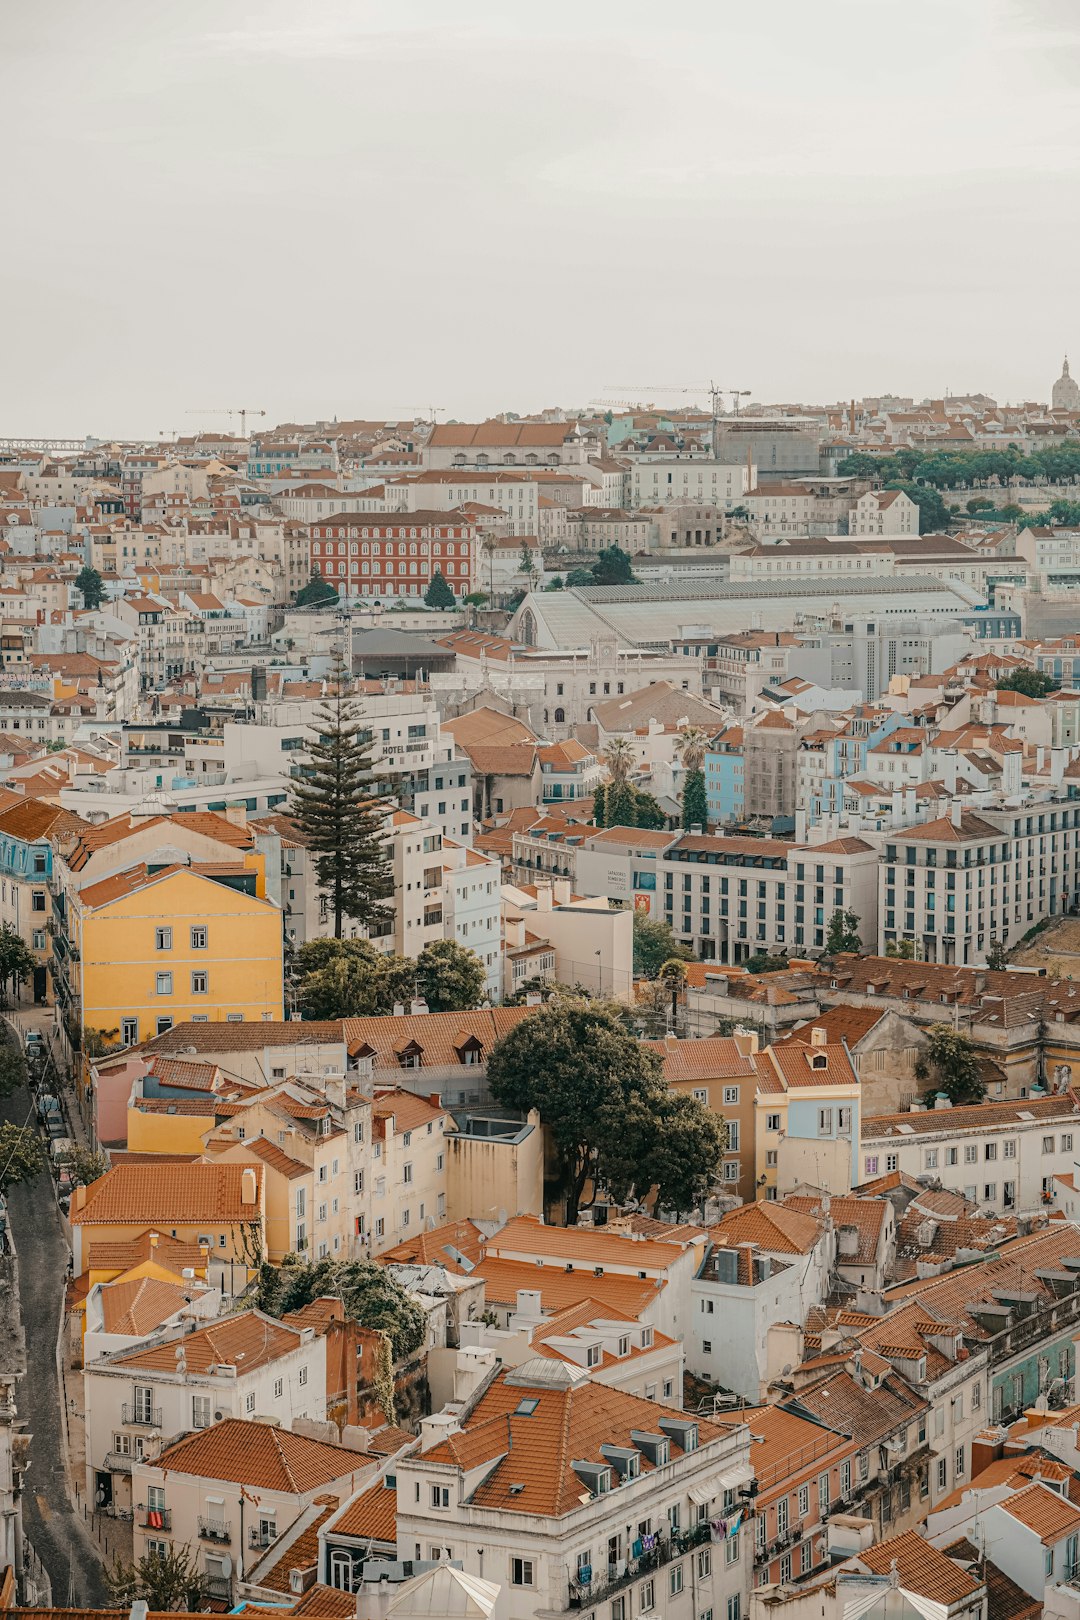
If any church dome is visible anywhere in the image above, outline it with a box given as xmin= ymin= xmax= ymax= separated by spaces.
xmin=1052 ymin=355 xmax=1080 ymax=411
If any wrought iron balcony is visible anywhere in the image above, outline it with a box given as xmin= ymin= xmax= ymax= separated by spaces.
xmin=138 ymin=1507 xmax=172 ymax=1531
xmin=198 ymin=1517 xmax=231 ymax=1543
xmin=122 ymin=1403 xmax=162 ymax=1427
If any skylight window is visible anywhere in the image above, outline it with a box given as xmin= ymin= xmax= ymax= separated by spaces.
xmin=515 ymin=1397 xmax=540 ymax=1416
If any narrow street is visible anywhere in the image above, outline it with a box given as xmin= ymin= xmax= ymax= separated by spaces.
xmin=0 ymin=1028 xmax=109 ymax=1606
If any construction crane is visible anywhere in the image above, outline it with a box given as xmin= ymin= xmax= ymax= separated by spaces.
xmin=386 ymin=406 xmax=445 ymax=425
xmin=186 ymin=407 xmax=267 ymax=437
xmin=607 ymin=382 xmax=752 ymax=417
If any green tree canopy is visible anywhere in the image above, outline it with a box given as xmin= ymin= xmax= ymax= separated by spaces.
xmin=106 ymin=1544 xmax=206 ymax=1611
xmin=887 ymin=481 xmax=950 ymax=534
xmin=424 ymin=570 xmax=456 ymax=609
xmin=743 ymin=951 xmax=789 ymax=975
xmin=65 ymin=1146 xmax=111 ymax=1186
xmin=825 ymin=908 xmax=862 ymax=955
xmin=914 ymin=1024 xmax=985 ymax=1105
xmin=633 ymin=912 xmax=692 ymax=979
xmin=996 ymin=667 xmax=1056 ymax=698
xmin=565 ymin=568 xmax=595 ymax=588
xmin=590 ymin=546 xmax=636 ymax=586
xmin=648 ymin=1092 xmax=728 ymax=1219
xmin=75 ymin=565 xmax=106 ymax=610
xmin=0 ymin=924 xmax=34 ymax=1005
xmin=835 ymin=453 xmax=884 ymax=478
xmin=296 ymin=568 xmax=339 ymax=607
xmin=294 ymin=938 xmax=414 ymax=1019
xmin=681 ymin=770 xmax=708 ymax=832
xmin=290 ymin=676 xmax=394 ymax=938
xmin=885 ymin=939 xmax=917 ymax=959
xmin=415 ymin=939 xmax=487 ymax=1012
xmin=0 ymin=1123 xmax=46 ymax=1190
xmin=486 ymin=997 xmax=723 ymax=1223
xmin=254 ymin=1256 xmax=426 ymax=1361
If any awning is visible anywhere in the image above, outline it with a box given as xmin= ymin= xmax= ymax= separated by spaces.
xmin=688 ymin=1481 xmax=717 ymax=1506
xmin=717 ymin=1463 xmax=754 ymax=1490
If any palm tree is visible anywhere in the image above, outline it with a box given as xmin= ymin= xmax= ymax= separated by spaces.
xmin=601 ymin=736 xmax=635 ymax=784
xmin=674 ymin=726 xmax=709 ymax=773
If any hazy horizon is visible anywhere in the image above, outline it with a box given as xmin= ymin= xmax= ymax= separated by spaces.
xmin=5 ymin=0 xmax=1079 ymax=439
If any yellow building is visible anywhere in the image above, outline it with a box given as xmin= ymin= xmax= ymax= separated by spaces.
xmin=54 ymin=859 xmax=284 ymax=1047
xmin=69 ymin=1162 xmax=265 ymax=1288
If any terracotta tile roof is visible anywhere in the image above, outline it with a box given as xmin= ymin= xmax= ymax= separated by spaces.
xmin=584 ymin=825 xmax=676 ymax=851
xmin=131 ymin=1097 xmax=218 ymax=1117
xmin=364 ymin=1424 xmax=415 ymax=1457
xmin=712 ymin=1203 xmax=822 ymax=1256
xmin=372 ymin=1088 xmax=446 ymax=1137
xmin=859 ymin=1529 xmax=983 ymax=1604
xmin=783 ymin=1194 xmax=887 ymax=1265
xmin=257 ymin=1499 xmax=340 ymax=1591
xmin=144 ymin=1056 xmax=223 ymax=1092
xmin=380 ymin=1219 xmax=485 ymax=1275
xmin=99 ymin=1275 xmax=194 ymax=1336
xmin=156 ymin=1418 xmax=367 ymax=1493
xmin=70 ymin=1162 xmax=263 ymax=1227
xmin=486 ymin=1214 xmax=691 ymax=1270
xmin=227 ymin=1136 xmax=309 ymax=1180
xmin=422 ymin=1362 xmax=726 ymax=1517
xmin=343 ymin=1007 xmax=532 ymax=1070
xmin=142 ymin=1020 xmax=346 ymax=1054
xmin=997 ymin=1479 xmax=1080 ymax=1543
xmin=287 ymin=1585 xmax=359 ymax=1618
xmin=328 ymin=1478 xmax=398 ymax=1543
xmin=774 ymin=1006 xmax=886 ymax=1049
xmin=885 ymin=1223 xmax=1080 ymax=1330
xmin=474 ymin=1258 xmax=662 ymax=1319
xmin=108 ymin=1310 xmax=301 ymax=1373
xmin=792 ymin=1366 xmax=928 ymax=1448
xmin=863 ymin=1093 xmax=1079 ymax=1139
xmin=742 ymin=1403 xmax=855 ymax=1495
xmin=86 ymin=1230 xmax=208 ymax=1275
xmin=442 ymin=707 xmax=537 ymax=748
xmin=763 ymin=1041 xmax=860 ymax=1089
xmin=940 ymin=1540 xmax=1041 ymax=1620
xmin=0 ymin=799 xmax=84 ymax=842
xmin=644 ymin=1035 xmax=757 ymax=1084
xmin=934 ymin=1453 xmax=1077 ymax=1514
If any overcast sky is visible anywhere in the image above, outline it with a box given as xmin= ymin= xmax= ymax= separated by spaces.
xmin=4 ymin=0 xmax=1079 ymax=438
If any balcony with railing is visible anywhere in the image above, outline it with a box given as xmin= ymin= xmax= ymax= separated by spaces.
xmin=204 ymin=1575 xmax=232 ymax=1601
xmin=123 ymin=1402 xmax=162 ymax=1428
xmin=566 ymin=1522 xmax=712 ymax=1611
xmin=198 ymin=1517 xmax=232 ymax=1544
xmin=249 ymin=1526 xmax=278 ymax=1550
xmin=138 ymin=1507 xmax=172 ymax=1531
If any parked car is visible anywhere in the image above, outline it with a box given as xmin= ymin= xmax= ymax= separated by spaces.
xmin=24 ymin=1031 xmax=44 ymax=1058
xmin=46 ymin=1113 xmax=68 ymax=1142
xmin=56 ymin=1168 xmax=74 ymax=1200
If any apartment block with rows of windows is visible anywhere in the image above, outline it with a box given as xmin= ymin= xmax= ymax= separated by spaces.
xmin=658 ymin=834 xmax=880 ymax=965
xmin=393 ymin=1358 xmax=754 ymax=1620
xmin=878 ymin=800 xmax=1080 ymax=965
xmin=83 ymin=1310 xmax=326 ymax=1517
xmin=860 ymin=1095 xmax=1079 ymax=1218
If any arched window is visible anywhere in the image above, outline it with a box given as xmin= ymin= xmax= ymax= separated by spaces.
xmin=554 ymin=706 xmax=565 ymax=723
xmin=329 ymin=1551 xmax=353 ymax=1591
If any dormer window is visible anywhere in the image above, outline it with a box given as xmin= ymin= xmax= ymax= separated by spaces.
xmin=811 ymin=1052 xmax=828 ymax=1070
xmin=586 ymin=1345 xmax=601 ymax=1368
xmin=617 ymin=1336 xmax=630 ymax=1357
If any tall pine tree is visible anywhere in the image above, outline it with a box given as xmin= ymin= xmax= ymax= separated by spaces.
xmin=291 ymin=671 xmax=394 ymax=938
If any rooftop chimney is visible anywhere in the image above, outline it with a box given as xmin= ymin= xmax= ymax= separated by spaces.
xmin=809 ymin=1026 xmax=828 ymax=1047
xmin=241 ymin=1166 xmax=258 ymax=1205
